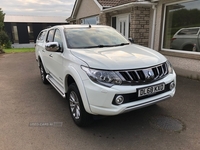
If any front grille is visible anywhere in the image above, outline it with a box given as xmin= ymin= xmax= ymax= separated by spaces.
xmin=116 ymin=62 xmax=168 ymax=85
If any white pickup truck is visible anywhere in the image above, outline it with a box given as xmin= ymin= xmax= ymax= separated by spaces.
xmin=171 ymin=27 xmax=200 ymax=52
xmin=35 ymin=25 xmax=176 ymax=127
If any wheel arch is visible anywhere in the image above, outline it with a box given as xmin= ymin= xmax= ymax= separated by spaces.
xmin=38 ymin=56 xmax=42 ymax=66
xmin=37 ymin=53 xmax=48 ymax=74
xmin=64 ymin=68 xmax=92 ymax=114
xmin=37 ymin=51 xmax=45 ymax=67
xmin=182 ymin=43 xmax=195 ymax=51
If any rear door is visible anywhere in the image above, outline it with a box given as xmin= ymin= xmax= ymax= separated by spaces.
xmin=35 ymin=30 xmax=47 ymax=61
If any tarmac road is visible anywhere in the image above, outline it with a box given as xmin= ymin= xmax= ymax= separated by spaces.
xmin=0 ymin=52 xmax=200 ymax=150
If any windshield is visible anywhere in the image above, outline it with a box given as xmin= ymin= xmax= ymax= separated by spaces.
xmin=64 ymin=27 xmax=129 ymax=49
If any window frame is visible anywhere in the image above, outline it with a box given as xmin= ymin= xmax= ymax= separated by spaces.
xmin=161 ymin=0 xmax=200 ymax=55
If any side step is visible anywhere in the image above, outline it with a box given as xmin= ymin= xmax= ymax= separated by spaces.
xmin=46 ymin=74 xmax=66 ymax=98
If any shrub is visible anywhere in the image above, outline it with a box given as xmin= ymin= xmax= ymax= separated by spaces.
xmin=0 ymin=30 xmax=11 ymax=49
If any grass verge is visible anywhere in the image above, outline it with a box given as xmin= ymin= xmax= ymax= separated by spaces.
xmin=3 ymin=48 xmax=35 ymax=54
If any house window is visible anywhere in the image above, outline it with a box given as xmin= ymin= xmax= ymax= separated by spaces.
xmin=163 ymin=0 xmax=200 ymax=52
xmin=27 ymin=23 xmax=34 ymax=43
xmin=112 ymin=17 xmax=116 ymax=29
xmin=12 ymin=24 xmax=19 ymax=43
xmin=81 ymin=16 xmax=98 ymax=25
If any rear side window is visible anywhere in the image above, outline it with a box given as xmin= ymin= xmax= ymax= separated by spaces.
xmin=177 ymin=28 xmax=199 ymax=35
xmin=37 ymin=31 xmax=46 ymax=41
xmin=46 ymin=29 xmax=55 ymax=42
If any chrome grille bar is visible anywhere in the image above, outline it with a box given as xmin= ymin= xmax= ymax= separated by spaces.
xmin=126 ymin=71 xmax=133 ymax=80
xmin=117 ymin=62 xmax=169 ymax=85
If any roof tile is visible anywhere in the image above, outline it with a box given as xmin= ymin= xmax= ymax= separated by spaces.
xmin=97 ymin=0 xmax=137 ymax=7
xmin=116 ymin=0 xmax=137 ymax=6
xmin=97 ymin=0 xmax=120 ymax=7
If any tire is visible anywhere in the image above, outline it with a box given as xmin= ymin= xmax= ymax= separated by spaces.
xmin=67 ymin=83 xmax=93 ymax=127
xmin=39 ymin=62 xmax=48 ymax=84
xmin=182 ymin=45 xmax=193 ymax=51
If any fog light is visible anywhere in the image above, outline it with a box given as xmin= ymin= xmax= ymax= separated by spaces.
xmin=170 ymin=81 xmax=175 ymax=90
xmin=115 ymin=95 xmax=124 ymax=105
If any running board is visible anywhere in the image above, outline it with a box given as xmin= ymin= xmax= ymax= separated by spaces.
xmin=46 ymin=74 xmax=66 ymax=98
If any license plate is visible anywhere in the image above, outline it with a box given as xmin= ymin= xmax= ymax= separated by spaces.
xmin=138 ymin=83 xmax=165 ymax=97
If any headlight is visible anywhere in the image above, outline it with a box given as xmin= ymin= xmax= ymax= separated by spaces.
xmin=166 ymin=61 xmax=174 ymax=74
xmin=81 ymin=66 xmax=122 ymax=87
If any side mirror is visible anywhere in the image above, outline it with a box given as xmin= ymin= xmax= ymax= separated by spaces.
xmin=128 ymin=38 xmax=134 ymax=43
xmin=45 ymin=42 xmax=60 ymax=52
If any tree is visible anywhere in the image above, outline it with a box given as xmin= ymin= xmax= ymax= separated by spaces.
xmin=0 ymin=8 xmax=11 ymax=53
xmin=0 ymin=8 xmax=5 ymax=31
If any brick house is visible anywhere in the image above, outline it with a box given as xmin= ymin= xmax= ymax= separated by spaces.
xmin=67 ymin=0 xmax=153 ymax=48
xmin=67 ymin=0 xmax=200 ymax=79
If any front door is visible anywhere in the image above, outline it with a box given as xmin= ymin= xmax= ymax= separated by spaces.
xmin=48 ymin=29 xmax=64 ymax=85
xmin=116 ymin=14 xmax=129 ymax=39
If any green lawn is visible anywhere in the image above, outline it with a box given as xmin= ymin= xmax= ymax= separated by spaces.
xmin=3 ymin=48 xmax=35 ymax=53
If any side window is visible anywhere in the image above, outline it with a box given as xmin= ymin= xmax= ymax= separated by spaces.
xmin=46 ymin=29 xmax=55 ymax=42
xmin=54 ymin=29 xmax=63 ymax=50
xmin=54 ymin=29 xmax=62 ymax=44
xmin=178 ymin=28 xmax=199 ymax=35
xmin=37 ymin=31 xmax=46 ymax=41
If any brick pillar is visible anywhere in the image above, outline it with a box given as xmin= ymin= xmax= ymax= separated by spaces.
xmin=130 ymin=7 xmax=150 ymax=47
xmin=99 ymin=12 xmax=111 ymax=26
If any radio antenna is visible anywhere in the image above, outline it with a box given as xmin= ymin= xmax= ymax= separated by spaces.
xmin=87 ymin=21 xmax=91 ymax=28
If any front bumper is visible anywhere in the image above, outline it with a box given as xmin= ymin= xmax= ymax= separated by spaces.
xmin=82 ymin=72 xmax=176 ymax=116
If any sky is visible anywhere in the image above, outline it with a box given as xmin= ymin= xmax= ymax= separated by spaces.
xmin=0 ymin=0 xmax=76 ymax=17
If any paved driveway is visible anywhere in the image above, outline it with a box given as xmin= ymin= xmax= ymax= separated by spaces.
xmin=0 ymin=53 xmax=200 ymax=150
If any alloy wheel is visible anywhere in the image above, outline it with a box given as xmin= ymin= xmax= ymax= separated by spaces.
xmin=69 ymin=91 xmax=81 ymax=120
xmin=40 ymin=66 xmax=45 ymax=81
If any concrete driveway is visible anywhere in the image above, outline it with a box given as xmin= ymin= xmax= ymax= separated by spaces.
xmin=0 ymin=52 xmax=200 ymax=150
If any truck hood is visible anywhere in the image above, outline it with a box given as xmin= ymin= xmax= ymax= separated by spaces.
xmin=70 ymin=44 xmax=167 ymax=70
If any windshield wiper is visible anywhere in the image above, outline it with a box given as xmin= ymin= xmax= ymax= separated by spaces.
xmin=79 ymin=43 xmax=130 ymax=49
xmin=116 ymin=43 xmax=130 ymax=46
xmin=80 ymin=45 xmax=115 ymax=48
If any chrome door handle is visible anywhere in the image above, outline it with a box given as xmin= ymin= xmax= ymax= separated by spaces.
xmin=49 ymin=54 xmax=53 ymax=57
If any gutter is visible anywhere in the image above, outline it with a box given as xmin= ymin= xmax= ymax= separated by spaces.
xmin=151 ymin=4 xmax=157 ymax=49
xmin=102 ymin=1 xmax=154 ymax=13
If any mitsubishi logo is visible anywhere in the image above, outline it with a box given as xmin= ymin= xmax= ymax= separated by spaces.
xmin=144 ymin=69 xmax=154 ymax=80
xmin=147 ymin=71 xmax=152 ymax=79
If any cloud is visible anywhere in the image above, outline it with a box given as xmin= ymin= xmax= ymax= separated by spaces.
xmin=0 ymin=0 xmax=75 ymax=17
